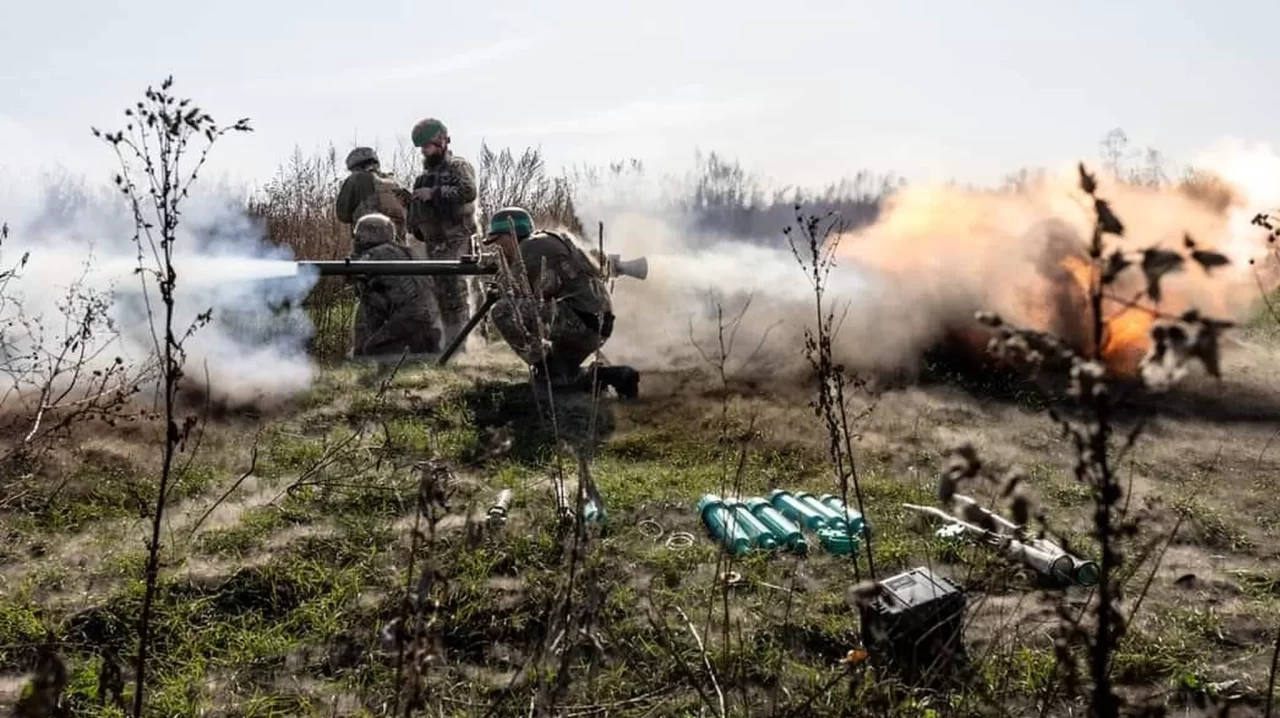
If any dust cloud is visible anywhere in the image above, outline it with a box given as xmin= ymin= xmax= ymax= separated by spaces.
xmin=570 ymin=142 xmax=1280 ymax=384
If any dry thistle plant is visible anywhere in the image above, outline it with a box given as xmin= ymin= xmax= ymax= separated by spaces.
xmin=952 ymin=163 xmax=1236 ymax=717
xmin=1245 ymin=210 xmax=1280 ymax=331
xmin=785 ymin=206 xmax=878 ymax=581
xmin=476 ymin=232 xmax=619 ymax=715
xmin=91 ymin=75 xmax=252 ymax=717
xmin=384 ymin=458 xmax=454 ymax=715
xmin=680 ymin=287 xmax=782 ymax=714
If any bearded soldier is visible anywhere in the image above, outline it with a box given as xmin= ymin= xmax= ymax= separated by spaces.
xmin=482 ymin=206 xmax=640 ymax=399
xmin=405 ymin=117 xmax=481 ymax=350
xmin=335 ymin=146 xmax=412 ymax=242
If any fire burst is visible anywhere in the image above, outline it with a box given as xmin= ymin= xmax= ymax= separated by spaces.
xmin=934 ymin=250 xmax=1161 ymax=382
xmin=1057 ymin=255 xmax=1155 ymax=378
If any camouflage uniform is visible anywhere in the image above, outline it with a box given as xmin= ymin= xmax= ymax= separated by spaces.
xmin=335 ymin=147 xmax=411 ymax=242
xmin=347 ymin=213 xmax=442 ymax=361
xmin=406 ymin=118 xmax=480 ymax=348
xmin=485 ymin=209 xmax=621 ymax=383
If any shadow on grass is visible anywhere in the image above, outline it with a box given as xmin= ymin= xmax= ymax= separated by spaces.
xmin=446 ymin=378 xmax=620 ymax=467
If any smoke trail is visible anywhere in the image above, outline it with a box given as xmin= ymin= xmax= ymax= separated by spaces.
xmin=0 ymin=168 xmax=319 ymax=418
xmin=565 ymin=198 xmax=911 ymax=380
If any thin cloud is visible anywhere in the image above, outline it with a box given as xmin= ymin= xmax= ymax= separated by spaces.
xmin=477 ymin=92 xmax=780 ymax=138
xmin=211 ymin=37 xmax=538 ymax=94
xmin=0 ymin=114 xmax=89 ymax=176
xmin=330 ymin=37 xmax=539 ymax=86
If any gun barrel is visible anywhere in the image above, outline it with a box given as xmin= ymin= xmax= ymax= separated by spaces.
xmin=296 ymin=259 xmax=499 ymax=276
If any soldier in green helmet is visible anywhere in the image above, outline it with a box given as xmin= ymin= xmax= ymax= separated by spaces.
xmin=335 ymin=146 xmax=412 ymax=242
xmin=482 ymin=206 xmax=640 ymax=399
xmin=405 ymin=117 xmax=482 ymax=351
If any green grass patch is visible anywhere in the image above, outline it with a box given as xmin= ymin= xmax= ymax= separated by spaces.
xmin=11 ymin=459 xmax=222 ymax=533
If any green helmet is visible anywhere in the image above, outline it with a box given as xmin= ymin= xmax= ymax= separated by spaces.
xmin=411 ymin=118 xmax=448 ymax=147
xmin=486 ymin=207 xmax=534 ymax=240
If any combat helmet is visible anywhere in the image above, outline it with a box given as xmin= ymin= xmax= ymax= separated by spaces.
xmin=345 ymin=146 xmax=379 ymax=171
xmin=485 ymin=206 xmax=535 ymax=242
xmin=411 ymin=118 xmax=449 ymax=147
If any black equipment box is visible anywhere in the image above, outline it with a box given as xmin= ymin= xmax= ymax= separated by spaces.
xmin=859 ymin=566 xmax=966 ymax=684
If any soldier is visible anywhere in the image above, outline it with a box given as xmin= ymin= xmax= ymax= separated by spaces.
xmin=346 ymin=212 xmax=442 ymax=364
xmin=481 ymin=206 xmax=640 ymax=399
xmin=405 ymin=117 xmax=481 ymax=351
xmin=335 ymin=146 xmax=412 ymax=242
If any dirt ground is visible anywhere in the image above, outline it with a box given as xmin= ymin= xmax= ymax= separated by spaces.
xmin=0 ymin=332 xmax=1278 ymax=716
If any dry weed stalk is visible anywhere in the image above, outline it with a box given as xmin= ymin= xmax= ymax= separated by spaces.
xmin=385 ymin=458 xmax=454 ymax=716
xmin=1242 ymin=211 xmax=1280 ymax=718
xmin=91 ymin=75 xmax=251 ymax=717
xmin=785 ymin=207 xmax=878 ymax=581
xmin=960 ymin=163 xmax=1237 ymax=717
xmin=683 ymin=287 xmax=777 ymax=714
xmin=458 ymin=217 xmax=615 ymax=716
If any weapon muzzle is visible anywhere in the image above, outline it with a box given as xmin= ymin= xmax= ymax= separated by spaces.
xmin=1008 ymin=540 xmax=1076 ymax=583
xmin=609 ymin=254 xmax=648 ymax=280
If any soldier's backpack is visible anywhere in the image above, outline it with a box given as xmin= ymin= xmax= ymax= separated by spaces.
xmin=540 ymin=229 xmax=615 ymax=338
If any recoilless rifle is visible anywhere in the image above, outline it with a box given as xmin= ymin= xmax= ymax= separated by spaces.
xmin=294 ymin=250 xmax=650 ymax=365
xmin=295 ymin=253 xmax=501 ymax=277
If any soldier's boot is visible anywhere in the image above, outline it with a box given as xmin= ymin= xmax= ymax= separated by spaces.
xmin=590 ymin=364 xmax=641 ymax=400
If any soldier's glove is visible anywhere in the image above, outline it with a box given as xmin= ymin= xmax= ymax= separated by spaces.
xmin=483 ymin=282 xmax=502 ymax=303
xmin=412 ymin=187 xmax=435 ymax=202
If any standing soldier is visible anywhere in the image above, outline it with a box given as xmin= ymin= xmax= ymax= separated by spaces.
xmin=335 ymin=146 xmax=412 ymax=243
xmin=406 ymin=117 xmax=481 ymax=352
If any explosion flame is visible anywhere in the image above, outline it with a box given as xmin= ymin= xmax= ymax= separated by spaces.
xmin=1057 ymin=254 xmax=1156 ymax=378
xmin=826 ymin=161 xmax=1280 ymax=382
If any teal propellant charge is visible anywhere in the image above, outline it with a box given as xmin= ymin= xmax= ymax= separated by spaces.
xmin=818 ymin=494 xmax=867 ymax=537
xmin=726 ymin=499 xmax=779 ymax=550
xmin=745 ymin=497 xmax=808 ymax=553
xmin=698 ymin=494 xmax=751 ymax=555
xmin=768 ymin=490 xmax=830 ymax=530
xmin=796 ymin=491 xmax=848 ymax=529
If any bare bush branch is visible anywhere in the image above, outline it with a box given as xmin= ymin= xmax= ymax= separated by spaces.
xmin=92 ymin=74 xmax=252 ymax=717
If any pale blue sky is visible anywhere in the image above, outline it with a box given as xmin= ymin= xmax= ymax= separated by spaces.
xmin=2 ymin=0 xmax=1277 ymax=192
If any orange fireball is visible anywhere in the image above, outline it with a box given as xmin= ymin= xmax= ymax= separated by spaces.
xmin=1057 ymin=255 xmax=1155 ymax=378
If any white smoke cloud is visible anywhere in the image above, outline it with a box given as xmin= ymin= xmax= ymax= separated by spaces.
xmin=565 ymin=180 xmax=895 ymax=380
xmin=1192 ymin=137 xmax=1280 ymax=272
xmin=0 ymin=167 xmax=319 ymax=416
